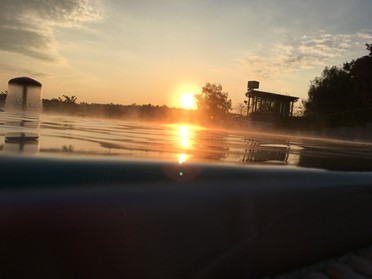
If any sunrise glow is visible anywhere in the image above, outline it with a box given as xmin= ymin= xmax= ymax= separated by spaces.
xmin=180 ymin=93 xmax=197 ymax=110
xmin=1 ymin=2 xmax=370 ymax=106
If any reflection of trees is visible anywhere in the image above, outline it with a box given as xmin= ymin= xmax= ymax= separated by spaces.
xmin=40 ymin=144 xmax=118 ymax=156
xmin=298 ymin=145 xmax=372 ymax=171
xmin=61 ymin=145 xmax=74 ymax=152
xmin=193 ymin=130 xmax=229 ymax=161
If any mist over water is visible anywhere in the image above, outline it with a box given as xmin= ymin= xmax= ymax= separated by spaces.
xmin=1 ymin=113 xmax=372 ymax=171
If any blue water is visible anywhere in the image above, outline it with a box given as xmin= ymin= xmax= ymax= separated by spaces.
xmin=1 ymin=112 xmax=372 ymax=171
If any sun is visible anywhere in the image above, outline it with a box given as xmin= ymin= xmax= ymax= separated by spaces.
xmin=172 ymin=83 xmax=199 ymax=109
xmin=180 ymin=92 xmax=196 ymax=110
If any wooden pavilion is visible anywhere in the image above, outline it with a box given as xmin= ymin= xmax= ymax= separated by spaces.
xmin=245 ymin=87 xmax=298 ymax=122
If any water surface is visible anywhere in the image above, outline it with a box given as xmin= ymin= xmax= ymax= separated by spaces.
xmin=1 ymin=113 xmax=372 ymax=171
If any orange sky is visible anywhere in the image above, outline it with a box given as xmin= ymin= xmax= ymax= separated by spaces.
xmin=1 ymin=0 xmax=372 ymax=109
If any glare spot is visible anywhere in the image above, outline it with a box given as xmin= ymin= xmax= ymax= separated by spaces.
xmin=178 ymin=153 xmax=187 ymax=164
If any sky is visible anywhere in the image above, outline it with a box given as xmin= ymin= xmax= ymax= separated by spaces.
xmin=1 ymin=0 xmax=372 ymax=109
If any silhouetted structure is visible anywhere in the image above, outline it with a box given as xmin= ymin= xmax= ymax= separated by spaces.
xmin=245 ymin=81 xmax=298 ymax=122
xmin=7 ymin=77 xmax=42 ymax=112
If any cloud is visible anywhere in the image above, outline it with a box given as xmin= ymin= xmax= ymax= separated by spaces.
xmin=0 ymin=27 xmax=58 ymax=61
xmin=0 ymin=63 xmax=50 ymax=78
xmin=0 ymin=0 xmax=103 ymax=61
xmin=239 ymin=30 xmax=372 ymax=79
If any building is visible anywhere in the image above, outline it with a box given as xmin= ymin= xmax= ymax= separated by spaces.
xmin=245 ymin=81 xmax=298 ymax=122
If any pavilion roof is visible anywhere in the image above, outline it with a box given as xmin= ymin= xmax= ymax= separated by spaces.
xmin=246 ymin=90 xmax=298 ymax=102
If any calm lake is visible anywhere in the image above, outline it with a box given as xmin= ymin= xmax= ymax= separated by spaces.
xmin=1 ymin=112 xmax=372 ymax=171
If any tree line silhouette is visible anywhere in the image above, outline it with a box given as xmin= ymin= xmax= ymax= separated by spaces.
xmin=303 ymin=44 xmax=372 ymax=127
xmin=42 ymin=96 xmax=200 ymax=123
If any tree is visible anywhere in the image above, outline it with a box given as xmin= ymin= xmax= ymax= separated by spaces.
xmin=303 ymin=44 xmax=372 ymax=124
xmin=234 ymin=102 xmax=248 ymax=116
xmin=195 ymin=83 xmax=232 ymax=120
xmin=304 ymin=66 xmax=355 ymax=116
xmin=343 ymin=43 xmax=372 ymax=107
xmin=58 ymin=95 xmax=77 ymax=104
xmin=293 ymin=100 xmax=305 ymax=117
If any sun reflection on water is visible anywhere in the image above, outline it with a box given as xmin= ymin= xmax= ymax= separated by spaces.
xmin=172 ymin=124 xmax=200 ymax=164
xmin=180 ymin=125 xmax=190 ymax=148
xmin=178 ymin=153 xmax=188 ymax=164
